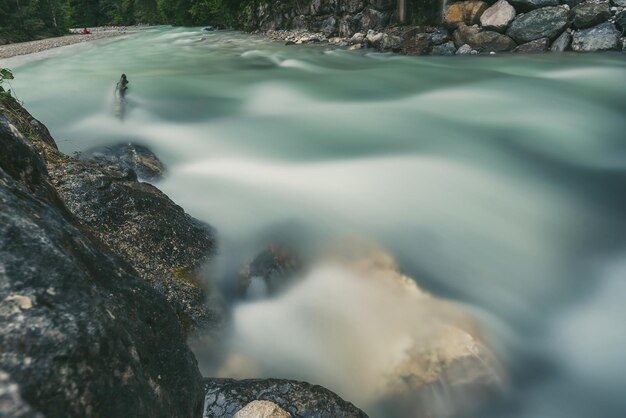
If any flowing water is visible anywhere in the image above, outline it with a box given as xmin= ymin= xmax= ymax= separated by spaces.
xmin=3 ymin=27 xmax=626 ymax=418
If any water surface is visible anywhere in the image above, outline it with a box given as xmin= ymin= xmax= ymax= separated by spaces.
xmin=4 ymin=27 xmax=626 ymax=418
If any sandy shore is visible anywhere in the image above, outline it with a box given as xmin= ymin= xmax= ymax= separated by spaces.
xmin=0 ymin=28 xmax=137 ymax=60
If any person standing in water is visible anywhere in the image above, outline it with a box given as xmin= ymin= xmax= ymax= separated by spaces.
xmin=114 ymin=74 xmax=129 ymax=120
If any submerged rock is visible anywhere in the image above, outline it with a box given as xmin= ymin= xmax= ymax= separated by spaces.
xmin=480 ymin=0 xmax=516 ymax=32
xmin=571 ymin=22 xmax=620 ymax=51
xmin=506 ymin=6 xmax=569 ymax=43
xmin=238 ymin=245 xmax=303 ymax=298
xmin=79 ymin=142 xmax=167 ymax=182
xmin=203 ymin=379 xmax=368 ymax=418
xmin=0 ymin=110 xmax=204 ymax=417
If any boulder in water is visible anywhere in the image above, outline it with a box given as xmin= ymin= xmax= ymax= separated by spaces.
xmin=506 ymin=6 xmax=569 ymax=43
xmin=431 ymin=41 xmax=458 ymax=55
xmin=0 ymin=109 xmax=204 ymax=418
xmin=571 ymin=22 xmax=620 ymax=51
xmin=79 ymin=142 xmax=167 ymax=181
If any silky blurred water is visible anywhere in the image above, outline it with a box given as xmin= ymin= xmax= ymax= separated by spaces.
xmin=4 ymin=27 xmax=626 ymax=418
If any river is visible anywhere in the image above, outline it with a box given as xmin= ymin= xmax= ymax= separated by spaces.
xmin=3 ymin=26 xmax=626 ymax=418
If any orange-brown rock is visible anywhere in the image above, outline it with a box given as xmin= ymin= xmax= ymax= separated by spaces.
xmin=445 ymin=1 xmax=489 ymax=28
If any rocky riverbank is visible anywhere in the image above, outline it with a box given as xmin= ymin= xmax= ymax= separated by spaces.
xmin=0 ymin=27 xmax=137 ymax=59
xmin=251 ymin=0 xmax=626 ymax=54
xmin=0 ymin=96 xmax=375 ymax=417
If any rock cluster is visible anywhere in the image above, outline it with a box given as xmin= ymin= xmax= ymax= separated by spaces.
xmin=258 ymin=0 xmax=626 ymax=54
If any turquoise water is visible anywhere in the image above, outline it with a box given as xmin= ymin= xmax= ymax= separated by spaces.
xmin=4 ymin=27 xmax=626 ymax=418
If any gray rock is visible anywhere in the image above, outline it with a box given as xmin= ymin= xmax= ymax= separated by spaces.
xmin=203 ymin=379 xmax=368 ymax=418
xmin=456 ymin=43 xmax=474 ymax=53
xmin=79 ymin=142 xmax=166 ymax=182
xmin=614 ymin=10 xmax=626 ymax=31
xmin=429 ymin=28 xmax=451 ymax=45
xmin=509 ymin=0 xmax=558 ymax=11
xmin=340 ymin=0 xmax=366 ymax=13
xmin=480 ymin=0 xmax=516 ymax=32
xmin=368 ymin=0 xmax=395 ymax=10
xmin=506 ymin=6 xmax=569 ymax=43
xmin=356 ymin=8 xmax=388 ymax=32
xmin=350 ymin=32 xmax=365 ymax=43
xmin=550 ymin=30 xmax=572 ymax=51
xmin=431 ymin=41 xmax=458 ymax=55
xmin=572 ymin=22 xmax=621 ymax=51
xmin=611 ymin=0 xmax=626 ymax=6
xmin=621 ymin=37 xmax=626 ymax=51
xmin=311 ymin=15 xmax=337 ymax=37
xmin=571 ymin=2 xmax=611 ymax=29
xmin=309 ymin=0 xmax=338 ymax=16
xmin=0 ymin=108 xmax=204 ymax=418
xmin=513 ymin=37 xmax=550 ymax=52
xmin=562 ymin=0 xmax=584 ymax=7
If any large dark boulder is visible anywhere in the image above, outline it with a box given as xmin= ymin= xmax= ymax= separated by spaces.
xmin=356 ymin=8 xmax=388 ymax=32
xmin=46 ymin=156 xmax=223 ymax=336
xmin=0 ymin=111 xmax=204 ymax=418
xmin=237 ymin=245 xmax=303 ymax=298
xmin=570 ymin=2 xmax=611 ymax=29
xmin=79 ymin=142 xmax=167 ymax=182
xmin=203 ymin=378 xmax=368 ymax=418
xmin=571 ymin=22 xmax=621 ymax=51
xmin=506 ymin=6 xmax=569 ymax=43
xmin=508 ymin=0 xmax=558 ymax=11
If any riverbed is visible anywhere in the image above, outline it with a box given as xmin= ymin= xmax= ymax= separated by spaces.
xmin=4 ymin=26 xmax=626 ymax=418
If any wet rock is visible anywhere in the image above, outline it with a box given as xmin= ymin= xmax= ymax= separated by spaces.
xmin=309 ymin=0 xmax=338 ymax=16
xmin=506 ymin=6 xmax=569 ymax=43
xmin=470 ymin=29 xmax=517 ymax=51
xmin=0 ymin=371 xmax=44 ymax=418
xmin=46 ymin=154 xmax=223 ymax=336
xmin=571 ymin=22 xmax=621 ymax=51
xmin=571 ymin=2 xmax=611 ymax=29
xmin=480 ymin=0 xmax=516 ymax=32
xmin=453 ymin=24 xmax=481 ymax=46
xmin=431 ymin=40 xmax=458 ymax=55
xmin=365 ymin=29 xmax=384 ymax=48
xmin=233 ymin=400 xmax=291 ymax=418
xmin=238 ymin=245 xmax=303 ymax=298
xmin=456 ymin=43 xmax=474 ymax=54
xmin=444 ymin=1 xmax=489 ymax=28
xmin=612 ymin=10 xmax=626 ymax=31
xmin=203 ymin=379 xmax=368 ymax=418
xmin=550 ymin=30 xmax=572 ymax=51
xmin=79 ymin=142 xmax=166 ymax=182
xmin=611 ymin=0 xmax=626 ymax=6
xmin=400 ymin=32 xmax=433 ymax=55
xmin=509 ymin=0 xmax=558 ymax=11
xmin=513 ymin=37 xmax=550 ymax=52
xmin=311 ymin=15 xmax=337 ymax=37
xmin=0 ymin=111 xmax=204 ymax=418
xmin=429 ymin=28 xmax=451 ymax=45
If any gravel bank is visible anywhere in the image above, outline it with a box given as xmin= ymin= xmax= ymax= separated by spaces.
xmin=0 ymin=28 xmax=136 ymax=59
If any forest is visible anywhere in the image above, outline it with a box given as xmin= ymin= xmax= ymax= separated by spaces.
xmin=0 ymin=0 xmax=240 ymax=41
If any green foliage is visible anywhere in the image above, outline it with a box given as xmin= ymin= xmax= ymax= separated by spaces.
xmin=0 ymin=68 xmax=14 ymax=100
